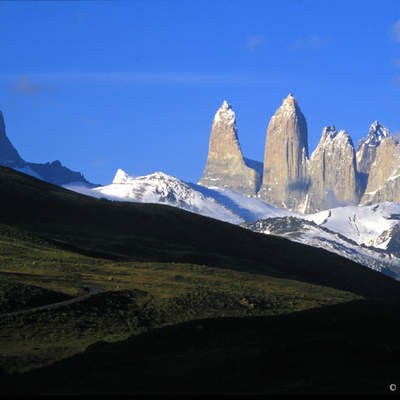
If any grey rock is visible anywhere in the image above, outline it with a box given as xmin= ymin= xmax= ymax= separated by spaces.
xmin=356 ymin=121 xmax=390 ymax=174
xmin=360 ymin=137 xmax=400 ymax=205
xmin=305 ymin=127 xmax=360 ymax=213
xmin=258 ymin=94 xmax=309 ymax=211
xmin=199 ymin=101 xmax=260 ymax=196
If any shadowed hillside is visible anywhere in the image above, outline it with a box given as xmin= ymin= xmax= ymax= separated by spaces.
xmin=0 ymin=166 xmax=399 ymax=301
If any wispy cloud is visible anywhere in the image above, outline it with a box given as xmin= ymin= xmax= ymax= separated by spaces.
xmin=246 ymin=36 xmax=265 ymax=51
xmin=0 ymin=72 xmax=279 ymax=87
xmin=293 ymin=34 xmax=327 ymax=50
xmin=393 ymin=19 xmax=400 ymax=42
xmin=9 ymin=76 xmax=52 ymax=96
xmin=90 ymin=158 xmax=106 ymax=168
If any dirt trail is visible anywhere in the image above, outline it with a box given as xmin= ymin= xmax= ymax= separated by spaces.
xmin=0 ymin=287 xmax=104 ymax=319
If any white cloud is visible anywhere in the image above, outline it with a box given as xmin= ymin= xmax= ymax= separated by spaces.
xmin=90 ymin=159 xmax=106 ymax=168
xmin=0 ymin=72 xmax=279 ymax=87
xmin=9 ymin=76 xmax=50 ymax=96
xmin=246 ymin=36 xmax=265 ymax=51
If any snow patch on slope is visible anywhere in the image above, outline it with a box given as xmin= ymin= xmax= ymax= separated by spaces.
xmin=244 ymin=216 xmax=400 ymax=278
xmin=304 ymin=203 xmax=400 ymax=249
xmin=189 ymin=183 xmax=289 ymax=222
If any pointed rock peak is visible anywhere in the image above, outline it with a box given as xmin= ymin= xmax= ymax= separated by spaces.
xmin=367 ymin=120 xmax=390 ymax=142
xmin=318 ymin=126 xmax=337 ymax=143
xmin=318 ymin=127 xmax=353 ymax=148
xmin=322 ymin=125 xmax=337 ymax=139
xmin=213 ymin=100 xmax=236 ymax=126
xmin=277 ymin=93 xmax=302 ymax=118
xmin=220 ymin=100 xmax=230 ymax=110
xmin=282 ymin=93 xmax=298 ymax=108
xmin=113 ymin=168 xmax=131 ymax=184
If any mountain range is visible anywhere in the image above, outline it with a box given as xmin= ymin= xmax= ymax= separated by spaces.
xmin=200 ymin=94 xmax=399 ymax=213
xmin=2 ymin=95 xmax=399 ymax=212
xmin=2 ymin=96 xmax=400 ymax=281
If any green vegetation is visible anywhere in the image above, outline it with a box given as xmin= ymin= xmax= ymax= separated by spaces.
xmin=0 ymin=226 xmax=359 ymax=374
xmin=1 ymin=166 xmax=400 ymax=395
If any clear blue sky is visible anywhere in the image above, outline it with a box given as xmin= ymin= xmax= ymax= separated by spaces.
xmin=0 ymin=0 xmax=399 ymax=185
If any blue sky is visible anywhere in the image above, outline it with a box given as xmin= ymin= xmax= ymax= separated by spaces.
xmin=0 ymin=0 xmax=399 ymax=185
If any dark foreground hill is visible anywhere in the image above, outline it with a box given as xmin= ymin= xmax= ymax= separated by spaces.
xmin=6 ymin=300 xmax=400 ymax=395
xmin=0 ymin=166 xmax=399 ymax=300
xmin=1 ymin=166 xmax=400 ymax=395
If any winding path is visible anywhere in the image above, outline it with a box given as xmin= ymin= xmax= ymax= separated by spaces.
xmin=0 ymin=286 xmax=104 ymax=319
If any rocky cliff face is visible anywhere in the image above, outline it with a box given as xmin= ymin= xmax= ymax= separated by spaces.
xmin=0 ymin=111 xmax=25 ymax=168
xmin=199 ymin=101 xmax=260 ymax=196
xmin=198 ymin=96 xmax=400 ymax=214
xmin=258 ymin=94 xmax=309 ymax=210
xmin=356 ymin=121 xmax=390 ymax=175
xmin=306 ymin=127 xmax=360 ymax=212
xmin=360 ymin=137 xmax=400 ymax=205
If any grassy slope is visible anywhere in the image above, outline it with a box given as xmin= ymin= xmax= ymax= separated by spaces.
xmin=0 ymin=225 xmax=358 ymax=374
xmin=1 ymin=166 xmax=400 ymax=394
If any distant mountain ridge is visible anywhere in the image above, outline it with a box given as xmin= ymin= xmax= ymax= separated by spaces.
xmin=0 ymin=111 xmax=96 ymax=187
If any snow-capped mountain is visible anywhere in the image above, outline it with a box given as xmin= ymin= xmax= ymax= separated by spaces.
xmin=80 ymin=169 xmax=243 ymax=224
xmin=66 ymin=168 xmax=400 ymax=278
xmin=66 ymin=169 xmax=288 ymax=224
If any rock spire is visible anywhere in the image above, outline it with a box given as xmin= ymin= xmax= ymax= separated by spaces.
xmin=306 ymin=126 xmax=360 ymax=212
xmin=356 ymin=121 xmax=390 ymax=175
xmin=258 ymin=94 xmax=309 ymax=210
xmin=360 ymin=136 xmax=400 ymax=205
xmin=199 ymin=100 xmax=260 ymax=196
